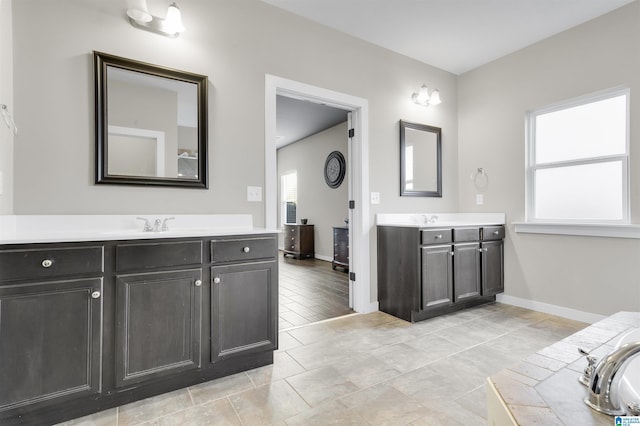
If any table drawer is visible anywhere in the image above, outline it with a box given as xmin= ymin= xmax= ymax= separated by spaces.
xmin=421 ymin=229 xmax=452 ymax=245
xmin=482 ymin=226 xmax=505 ymax=241
xmin=116 ymin=241 xmax=202 ymax=272
xmin=453 ymin=227 xmax=480 ymax=242
xmin=211 ymin=237 xmax=276 ymax=263
xmin=0 ymin=246 xmax=104 ymax=282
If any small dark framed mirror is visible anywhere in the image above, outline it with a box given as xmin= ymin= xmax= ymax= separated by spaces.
xmin=400 ymin=120 xmax=442 ymax=197
xmin=94 ymin=51 xmax=208 ymax=188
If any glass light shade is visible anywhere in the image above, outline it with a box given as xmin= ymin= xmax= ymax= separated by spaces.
xmin=416 ymin=84 xmax=430 ymax=104
xmin=165 ymin=3 xmax=185 ymax=33
xmin=126 ymin=0 xmax=152 ymax=22
xmin=429 ymin=89 xmax=441 ymax=105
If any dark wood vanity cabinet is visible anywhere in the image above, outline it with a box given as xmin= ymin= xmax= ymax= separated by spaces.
xmin=114 ymin=241 xmax=204 ymax=387
xmin=378 ymin=225 xmax=504 ymax=322
xmin=210 ymin=236 xmax=278 ymax=362
xmin=0 ymin=233 xmax=278 ymax=426
xmin=332 ymin=226 xmax=349 ymax=270
xmin=481 ymin=226 xmax=505 ymax=296
xmin=283 ymin=224 xmax=314 ymax=259
xmin=0 ymin=246 xmax=104 ymax=417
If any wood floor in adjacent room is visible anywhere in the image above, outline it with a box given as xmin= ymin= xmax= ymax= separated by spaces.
xmin=278 ymin=254 xmax=352 ymax=329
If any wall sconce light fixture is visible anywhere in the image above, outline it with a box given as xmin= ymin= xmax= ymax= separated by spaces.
xmin=127 ymin=0 xmax=185 ymax=38
xmin=411 ymin=84 xmax=442 ymax=107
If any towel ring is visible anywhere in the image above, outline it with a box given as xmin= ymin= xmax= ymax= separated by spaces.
xmin=472 ymin=168 xmax=488 ymax=192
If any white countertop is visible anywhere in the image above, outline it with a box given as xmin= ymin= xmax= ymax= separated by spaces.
xmin=0 ymin=215 xmax=278 ymax=244
xmin=376 ymin=213 xmax=506 ymax=228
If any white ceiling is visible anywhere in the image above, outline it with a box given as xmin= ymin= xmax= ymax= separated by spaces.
xmin=276 ymin=96 xmax=348 ymax=148
xmin=261 ymin=0 xmax=635 ymax=75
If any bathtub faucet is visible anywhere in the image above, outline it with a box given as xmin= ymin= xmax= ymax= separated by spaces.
xmin=584 ymin=340 xmax=640 ymax=415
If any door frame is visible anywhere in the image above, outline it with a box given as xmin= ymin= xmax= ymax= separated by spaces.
xmin=265 ymin=75 xmax=375 ymax=314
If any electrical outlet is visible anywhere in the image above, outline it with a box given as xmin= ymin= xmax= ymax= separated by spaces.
xmin=247 ymin=186 xmax=262 ymax=202
xmin=476 ymin=194 xmax=484 ymax=205
xmin=371 ymin=192 xmax=380 ymax=204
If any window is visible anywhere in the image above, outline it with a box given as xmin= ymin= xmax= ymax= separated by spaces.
xmin=281 ymin=171 xmax=297 ymax=225
xmin=526 ymin=88 xmax=629 ymax=223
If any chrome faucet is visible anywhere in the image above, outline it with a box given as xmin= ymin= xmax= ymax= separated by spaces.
xmin=151 ymin=218 xmax=162 ymax=232
xmin=136 ymin=217 xmax=153 ymax=232
xmin=423 ymin=214 xmax=439 ymax=224
xmin=161 ymin=217 xmax=175 ymax=231
xmin=584 ymin=341 xmax=640 ymax=415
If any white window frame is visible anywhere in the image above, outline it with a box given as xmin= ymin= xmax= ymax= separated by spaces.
xmin=525 ymin=87 xmax=630 ymax=225
xmin=280 ymin=170 xmax=297 ymax=226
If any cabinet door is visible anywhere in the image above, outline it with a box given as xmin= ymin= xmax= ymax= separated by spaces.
xmin=211 ymin=261 xmax=278 ymax=362
xmin=0 ymin=278 xmax=102 ymax=413
xmin=482 ymin=240 xmax=504 ymax=296
xmin=453 ymin=242 xmax=481 ymax=302
xmin=115 ymin=269 xmax=202 ymax=387
xmin=421 ymin=245 xmax=453 ymax=310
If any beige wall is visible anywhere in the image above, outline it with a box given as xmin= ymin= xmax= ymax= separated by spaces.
xmin=10 ymin=0 xmax=458 ymax=306
xmin=15 ymin=0 xmax=635 ymax=316
xmin=277 ymin=122 xmax=349 ymax=260
xmin=458 ymin=2 xmax=640 ymax=315
xmin=11 ymin=0 xmax=458 ymax=221
xmin=0 ymin=0 xmax=13 ymax=214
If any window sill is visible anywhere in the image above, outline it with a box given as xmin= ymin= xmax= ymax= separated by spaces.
xmin=513 ymin=222 xmax=640 ymax=239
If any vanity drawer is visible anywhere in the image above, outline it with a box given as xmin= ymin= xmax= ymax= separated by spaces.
xmin=116 ymin=241 xmax=203 ymax=272
xmin=211 ymin=237 xmax=276 ymax=263
xmin=453 ymin=227 xmax=480 ymax=242
xmin=421 ymin=229 xmax=452 ymax=245
xmin=482 ymin=226 xmax=505 ymax=241
xmin=0 ymin=246 xmax=104 ymax=282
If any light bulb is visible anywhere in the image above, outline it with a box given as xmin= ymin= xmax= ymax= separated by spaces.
xmin=416 ymin=84 xmax=430 ymax=105
xmin=429 ymin=89 xmax=441 ymax=106
xmin=165 ymin=2 xmax=185 ymax=34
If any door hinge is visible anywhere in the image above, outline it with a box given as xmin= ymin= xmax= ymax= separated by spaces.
xmin=348 ymin=128 xmax=355 ymax=138
xmin=349 ymin=200 xmax=355 ymax=209
xmin=349 ymin=272 xmax=356 ymax=281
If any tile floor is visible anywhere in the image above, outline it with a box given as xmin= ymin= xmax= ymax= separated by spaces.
xmin=278 ymin=254 xmax=351 ymax=329
xmin=59 ymin=303 xmax=587 ymax=425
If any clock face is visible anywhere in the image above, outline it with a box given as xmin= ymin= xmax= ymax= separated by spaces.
xmin=324 ymin=151 xmax=345 ymax=188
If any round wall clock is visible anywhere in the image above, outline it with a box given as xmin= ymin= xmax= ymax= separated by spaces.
xmin=324 ymin=151 xmax=346 ymax=188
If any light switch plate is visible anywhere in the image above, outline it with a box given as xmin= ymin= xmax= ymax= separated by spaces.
xmin=371 ymin=192 xmax=380 ymax=204
xmin=247 ymin=186 xmax=262 ymax=202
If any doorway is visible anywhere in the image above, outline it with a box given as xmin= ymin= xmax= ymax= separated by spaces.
xmin=275 ymin=95 xmax=351 ymax=328
xmin=265 ymin=75 xmax=374 ymax=316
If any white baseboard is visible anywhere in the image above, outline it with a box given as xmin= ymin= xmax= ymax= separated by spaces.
xmin=496 ymin=294 xmax=605 ymax=324
xmin=314 ymin=254 xmax=333 ymax=262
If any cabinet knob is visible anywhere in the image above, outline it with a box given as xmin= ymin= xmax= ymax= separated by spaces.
xmin=194 ymin=279 xmax=202 ymax=287
xmin=478 ymin=248 xmax=483 ymax=253
xmin=213 ymin=277 xmax=221 ymax=284
xmin=493 ymin=230 xmax=500 ymax=235
xmin=435 ymin=234 xmax=443 ymax=239
xmin=91 ymin=291 xmax=101 ymax=299
xmin=484 ymin=248 xmax=489 ymax=252
xmin=243 ymin=246 xmax=250 ymax=253
xmin=41 ymin=259 xmax=53 ymax=268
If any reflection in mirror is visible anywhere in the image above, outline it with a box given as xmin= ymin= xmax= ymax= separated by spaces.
xmin=400 ymin=120 xmax=442 ymax=197
xmin=94 ymin=51 xmax=208 ymax=188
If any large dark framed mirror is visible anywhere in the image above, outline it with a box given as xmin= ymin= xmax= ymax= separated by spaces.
xmin=400 ymin=120 xmax=442 ymax=197
xmin=94 ymin=51 xmax=208 ymax=188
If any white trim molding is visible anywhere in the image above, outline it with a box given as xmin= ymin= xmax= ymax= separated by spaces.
xmin=513 ymin=221 xmax=640 ymax=239
xmin=497 ymin=294 xmax=606 ymax=324
xmin=265 ymin=74 xmax=374 ymax=314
